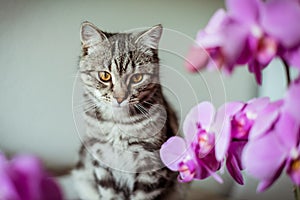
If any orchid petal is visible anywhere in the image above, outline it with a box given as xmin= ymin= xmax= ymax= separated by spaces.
xmin=227 ymin=0 xmax=260 ymax=25
xmin=197 ymin=31 xmax=223 ymax=48
xmin=199 ymin=160 xmax=223 ymax=183
xmin=284 ymin=48 xmax=300 ymax=70
xmin=249 ymin=100 xmax=283 ymax=140
xmin=222 ymin=22 xmax=248 ymax=66
xmin=41 ymin=177 xmax=64 ymax=200
xmin=183 ymin=102 xmax=215 ymax=143
xmin=261 ymin=0 xmax=300 ymax=48
xmin=243 ymin=130 xmax=287 ymax=181
xmin=205 ymin=9 xmax=228 ymax=34
xmin=256 ymin=162 xmax=285 ymax=192
xmin=184 ymin=45 xmax=209 ymax=73
xmin=160 ymin=136 xmax=188 ymax=171
xmin=229 ymin=141 xmax=247 ymax=171
xmin=10 ymin=155 xmax=44 ymax=200
xmin=215 ymin=118 xmax=231 ymax=161
xmin=248 ymin=60 xmax=264 ymax=85
xmin=215 ymin=102 xmax=244 ymax=161
xmin=283 ymin=80 xmax=300 ymax=124
xmin=244 ymin=97 xmax=270 ymax=115
xmin=275 ymin=112 xmax=299 ymax=151
xmin=196 ymin=9 xmax=227 ymax=48
xmin=226 ymin=154 xmax=244 ymax=185
xmin=0 ymin=157 xmax=21 ymax=200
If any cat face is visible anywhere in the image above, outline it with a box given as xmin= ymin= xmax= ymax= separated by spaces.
xmin=79 ymin=22 xmax=162 ymax=111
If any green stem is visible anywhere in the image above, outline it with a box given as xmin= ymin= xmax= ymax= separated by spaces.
xmin=282 ymin=59 xmax=291 ymax=87
xmin=294 ymin=185 xmax=300 ymax=200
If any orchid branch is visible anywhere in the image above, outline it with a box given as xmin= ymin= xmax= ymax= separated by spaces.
xmin=282 ymin=59 xmax=291 ymax=87
xmin=294 ymin=185 xmax=300 ymax=200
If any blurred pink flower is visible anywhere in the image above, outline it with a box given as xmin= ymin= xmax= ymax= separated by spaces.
xmin=215 ymin=97 xmax=270 ymax=184
xmin=0 ymin=153 xmax=63 ymax=200
xmin=185 ymin=9 xmax=247 ymax=75
xmin=160 ymin=102 xmax=222 ymax=183
xmin=186 ymin=0 xmax=300 ymax=84
xmin=243 ymin=79 xmax=300 ymax=192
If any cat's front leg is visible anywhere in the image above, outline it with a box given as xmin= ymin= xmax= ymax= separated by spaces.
xmin=94 ymin=167 xmax=125 ymax=200
xmin=72 ymin=168 xmax=100 ymax=200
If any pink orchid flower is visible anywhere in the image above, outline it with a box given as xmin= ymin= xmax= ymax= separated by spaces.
xmin=243 ymin=79 xmax=300 ymax=192
xmin=215 ymin=97 xmax=270 ymax=184
xmin=160 ymin=102 xmax=222 ymax=183
xmin=0 ymin=153 xmax=63 ymax=200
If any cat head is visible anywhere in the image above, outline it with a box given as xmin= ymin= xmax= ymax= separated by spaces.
xmin=79 ymin=21 xmax=163 ymax=110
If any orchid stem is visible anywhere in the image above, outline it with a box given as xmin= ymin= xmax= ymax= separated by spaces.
xmin=293 ymin=185 xmax=300 ymax=200
xmin=282 ymin=58 xmax=291 ymax=87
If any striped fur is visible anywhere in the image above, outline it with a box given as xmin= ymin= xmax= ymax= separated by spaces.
xmin=72 ymin=22 xmax=186 ymax=200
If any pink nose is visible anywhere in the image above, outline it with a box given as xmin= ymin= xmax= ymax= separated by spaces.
xmin=115 ymin=97 xmax=125 ymax=104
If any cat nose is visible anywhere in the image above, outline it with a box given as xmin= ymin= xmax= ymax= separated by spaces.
xmin=115 ymin=96 xmax=126 ymax=104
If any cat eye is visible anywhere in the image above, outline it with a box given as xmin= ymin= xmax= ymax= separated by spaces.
xmin=131 ymin=74 xmax=143 ymax=83
xmin=98 ymin=71 xmax=111 ymax=82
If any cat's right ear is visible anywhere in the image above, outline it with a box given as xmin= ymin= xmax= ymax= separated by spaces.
xmin=80 ymin=21 xmax=107 ymax=48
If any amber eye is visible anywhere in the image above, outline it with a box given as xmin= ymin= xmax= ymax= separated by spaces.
xmin=131 ymin=74 xmax=143 ymax=83
xmin=98 ymin=71 xmax=111 ymax=82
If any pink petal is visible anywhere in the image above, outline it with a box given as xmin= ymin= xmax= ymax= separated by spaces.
xmin=10 ymin=155 xmax=44 ymax=200
xmin=248 ymin=60 xmax=263 ymax=85
xmin=249 ymin=100 xmax=282 ymax=140
xmin=204 ymin=9 xmax=228 ymax=34
xmin=275 ymin=112 xmax=299 ymax=151
xmin=245 ymin=97 xmax=270 ymax=115
xmin=160 ymin=136 xmax=188 ymax=171
xmin=183 ymin=102 xmax=215 ymax=143
xmin=0 ymin=158 xmax=21 ymax=200
xmin=261 ymin=0 xmax=300 ymax=48
xmin=229 ymin=141 xmax=247 ymax=171
xmin=216 ymin=102 xmax=245 ymax=120
xmin=226 ymin=154 xmax=244 ymax=185
xmin=199 ymin=160 xmax=223 ymax=183
xmin=242 ymin=130 xmax=287 ymax=181
xmin=222 ymin=22 xmax=249 ymax=66
xmin=184 ymin=45 xmax=209 ymax=73
xmin=256 ymin=162 xmax=286 ymax=192
xmin=227 ymin=0 xmax=260 ymax=25
xmin=215 ymin=118 xmax=231 ymax=161
xmin=215 ymin=102 xmax=244 ymax=161
xmin=196 ymin=9 xmax=227 ymax=48
xmin=41 ymin=177 xmax=63 ymax=200
xmin=283 ymin=80 xmax=300 ymax=124
xmin=284 ymin=47 xmax=300 ymax=70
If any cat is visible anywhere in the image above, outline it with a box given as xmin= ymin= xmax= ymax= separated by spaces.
xmin=72 ymin=21 xmax=186 ymax=200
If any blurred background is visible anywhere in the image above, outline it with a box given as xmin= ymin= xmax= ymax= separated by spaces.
xmin=0 ymin=0 xmax=292 ymax=199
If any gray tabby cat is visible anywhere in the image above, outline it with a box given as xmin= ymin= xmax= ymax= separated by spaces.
xmin=72 ymin=21 xmax=185 ymax=200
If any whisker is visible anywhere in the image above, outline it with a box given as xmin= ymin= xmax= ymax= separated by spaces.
xmin=73 ymin=100 xmax=95 ymax=109
xmin=136 ymin=104 xmax=152 ymax=121
xmin=74 ymin=103 xmax=97 ymax=113
xmin=143 ymin=101 xmax=155 ymax=106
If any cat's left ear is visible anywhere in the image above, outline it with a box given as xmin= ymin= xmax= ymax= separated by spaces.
xmin=135 ymin=24 xmax=163 ymax=50
xmin=80 ymin=21 xmax=108 ymax=48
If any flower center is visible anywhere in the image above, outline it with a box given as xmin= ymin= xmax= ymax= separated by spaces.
xmin=231 ymin=112 xmax=254 ymax=139
xmin=178 ymin=159 xmax=196 ymax=182
xmin=194 ymin=128 xmax=215 ymax=158
xmin=256 ymin=36 xmax=277 ymax=65
xmin=207 ymin=47 xmax=225 ymax=68
xmin=291 ymin=159 xmax=300 ymax=172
